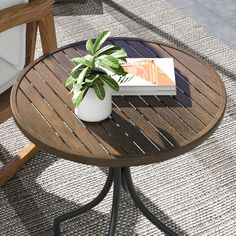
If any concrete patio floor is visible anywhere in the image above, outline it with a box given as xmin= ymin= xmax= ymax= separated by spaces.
xmin=167 ymin=0 xmax=236 ymax=51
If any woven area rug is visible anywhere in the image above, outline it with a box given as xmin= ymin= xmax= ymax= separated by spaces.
xmin=1 ymin=0 xmax=236 ymax=235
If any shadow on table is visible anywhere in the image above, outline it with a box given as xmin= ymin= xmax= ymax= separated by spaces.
xmin=54 ymin=0 xmax=103 ymax=16
xmin=0 ymin=145 xmax=188 ymax=235
xmin=84 ymin=110 xmax=179 ymax=154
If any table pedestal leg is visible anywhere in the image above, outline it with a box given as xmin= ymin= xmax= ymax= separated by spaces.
xmin=53 ymin=167 xmax=178 ymax=236
xmin=108 ymin=168 xmax=121 ymax=235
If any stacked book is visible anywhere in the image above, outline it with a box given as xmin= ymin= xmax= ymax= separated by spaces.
xmin=112 ymin=58 xmax=176 ymax=96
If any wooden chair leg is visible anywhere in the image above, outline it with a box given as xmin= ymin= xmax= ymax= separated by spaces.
xmin=0 ymin=143 xmax=39 ymax=186
xmin=38 ymin=11 xmax=57 ymax=54
xmin=25 ymin=21 xmax=38 ymax=66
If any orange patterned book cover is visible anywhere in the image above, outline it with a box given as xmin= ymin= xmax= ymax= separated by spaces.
xmin=122 ymin=60 xmax=153 ymax=82
xmin=111 ymin=58 xmax=176 ymax=95
xmin=122 ymin=59 xmax=175 ymax=86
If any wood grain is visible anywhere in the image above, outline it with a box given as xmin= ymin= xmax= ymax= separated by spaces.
xmin=38 ymin=11 xmax=57 ymax=54
xmin=0 ymin=0 xmax=55 ymax=33
xmin=25 ymin=21 xmax=38 ymax=66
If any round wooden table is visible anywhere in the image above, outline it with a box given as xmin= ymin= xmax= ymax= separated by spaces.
xmin=11 ymin=38 xmax=227 ymax=236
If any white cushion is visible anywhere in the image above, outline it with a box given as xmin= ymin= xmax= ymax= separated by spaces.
xmin=0 ymin=57 xmax=21 ymax=94
xmin=0 ymin=25 xmax=26 ymax=70
xmin=0 ymin=0 xmax=28 ymax=9
xmin=0 ymin=0 xmax=29 ymax=94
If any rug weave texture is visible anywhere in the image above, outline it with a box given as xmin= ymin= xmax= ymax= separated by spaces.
xmin=0 ymin=0 xmax=236 ymax=235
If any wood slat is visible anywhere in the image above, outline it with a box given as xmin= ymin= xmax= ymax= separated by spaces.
xmin=174 ymin=88 xmax=212 ymax=125
xmin=112 ymin=103 xmax=174 ymax=150
xmin=101 ymin=117 xmax=143 ymax=155
xmin=126 ymin=40 xmax=156 ymax=57
xmin=53 ymin=51 xmax=75 ymax=72
xmin=111 ymin=110 xmax=159 ymax=153
xmin=85 ymin=122 xmax=124 ymax=156
xmin=113 ymin=96 xmax=186 ymax=145
xmin=161 ymin=45 xmax=221 ymax=94
xmin=34 ymin=63 xmax=73 ymax=108
xmin=158 ymin=96 xmax=205 ymax=133
xmin=16 ymin=89 xmax=67 ymax=150
xmin=64 ymin=47 xmax=82 ymax=58
xmin=85 ymin=117 xmax=144 ymax=156
xmin=174 ymin=71 xmax=218 ymax=116
xmin=43 ymin=56 xmax=69 ymax=83
xmin=125 ymin=96 xmax=196 ymax=140
xmin=20 ymin=78 xmax=89 ymax=154
xmin=27 ymin=68 xmax=107 ymax=156
xmin=74 ymin=44 xmax=87 ymax=55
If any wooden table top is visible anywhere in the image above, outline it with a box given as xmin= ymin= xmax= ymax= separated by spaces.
xmin=11 ymin=38 xmax=227 ymax=167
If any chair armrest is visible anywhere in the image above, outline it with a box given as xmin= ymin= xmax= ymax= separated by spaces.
xmin=0 ymin=0 xmax=55 ymax=33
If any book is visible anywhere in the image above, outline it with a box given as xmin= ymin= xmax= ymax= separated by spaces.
xmin=112 ymin=58 xmax=176 ymax=96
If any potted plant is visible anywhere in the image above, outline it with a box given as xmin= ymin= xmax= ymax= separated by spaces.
xmin=65 ymin=30 xmax=128 ymax=122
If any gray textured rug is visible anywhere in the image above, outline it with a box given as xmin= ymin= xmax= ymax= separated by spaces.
xmin=1 ymin=0 xmax=236 ymax=235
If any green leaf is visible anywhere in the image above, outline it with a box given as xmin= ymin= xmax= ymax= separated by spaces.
xmin=98 ymin=55 xmax=120 ymax=68
xmin=93 ymin=30 xmax=111 ymax=53
xmin=86 ymin=55 xmax=96 ymax=68
xmin=71 ymin=57 xmax=93 ymax=68
xmin=93 ymin=80 xmax=105 ymax=100
xmin=95 ymin=45 xmax=116 ymax=56
xmin=89 ymin=69 xmax=107 ymax=76
xmin=81 ymin=84 xmax=90 ymax=91
xmin=85 ymin=74 xmax=99 ymax=83
xmin=70 ymin=67 xmax=83 ymax=78
xmin=70 ymin=63 xmax=83 ymax=74
xmin=111 ymin=66 xmax=127 ymax=76
xmin=100 ymin=75 xmax=119 ymax=91
xmin=86 ymin=38 xmax=94 ymax=55
xmin=65 ymin=75 xmax=77 ymax=87
xmin=77 ymin=67 xmax=89 ymax=85
xmin=118 ymin=58 xmax=127 ymax=64
xmin=110 ymin=49 xmax=128 ymax=59
xmin=99 ymin=62 xmax=126 ymax=76
xmin=72 ymin=88 xmax=88 ymax=108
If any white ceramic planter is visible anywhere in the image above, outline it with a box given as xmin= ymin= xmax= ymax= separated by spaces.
xmin=73 ymin=85 xmax=112 ymax=122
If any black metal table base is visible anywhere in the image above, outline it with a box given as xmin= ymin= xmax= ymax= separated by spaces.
xmin=53 ymin=167 xmax=178 ymax=236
